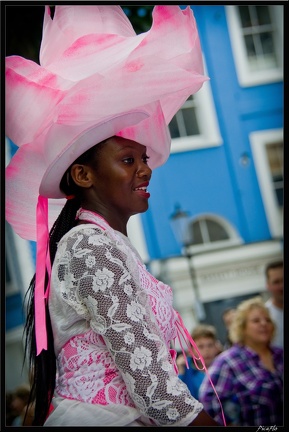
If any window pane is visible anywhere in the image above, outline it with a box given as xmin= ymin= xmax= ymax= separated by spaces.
xmin=191 ymin=221 xmax=203 ymax=244
xmin=266 ymin=141 xmax=283 ymax=208
xmin=260 ymin=32 xmax=275 ymax=56
xmin=256 ymin=6 xmax=271 ymax=25
xmin=244 ymin=34 xmax=256 ymax=57
xmin=169 ymin=116 xmax=180 ymax=139
xmin=239 ymin=6 xmax=252 ymax=28
xmin=183 ymin=108 xmax=200 ymax=136
xmin=267 ymin=142 xmax=283 ymax=174
xmin=273 ymin=176 xmax=283 ymax=207
xmin=206 ymin=220 xmax=229 ymax=241
xmin=186 ymin=95 xmax=195 ymax=103
xmin=169 ymin=94 xmax=200 ymax=139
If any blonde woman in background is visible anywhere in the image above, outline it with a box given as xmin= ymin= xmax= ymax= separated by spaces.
xmin=199 ymin=297 xmax=283 ymax=426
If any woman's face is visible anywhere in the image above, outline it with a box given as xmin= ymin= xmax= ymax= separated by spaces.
xmin=243 ymin=307 xmax=274 ymax=347
xmin=85 ymin=136 xmax=152 ymax=220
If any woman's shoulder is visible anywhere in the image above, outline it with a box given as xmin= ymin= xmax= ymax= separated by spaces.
xmin=271 ymin=345 xmax=283 ymax=359
xmin=217 ymin=344 xmax=242 ymax=358
xmin=59 ymin=223 xmax=108 ymax=243
xmin=210 ymin=345 xmax=247 ymax=368
xmin=56 ymin=223 xmax=137 ymax=263
xmin=271 ymin=345 xmax=283 ymax=353
xmin=55 ymin=224 xmax=111 ymax=255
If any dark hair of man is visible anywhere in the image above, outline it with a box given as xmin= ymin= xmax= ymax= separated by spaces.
xmin=265 ymin=260 xmax=283 ymax=279
xmin=23 ymin=139 xmax=109 ymax=425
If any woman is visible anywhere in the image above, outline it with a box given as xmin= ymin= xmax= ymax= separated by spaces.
xmin=199 ymin=297 xmax=283 ymax=426
xmin=6 ymin=5 xmax=220 ymax=427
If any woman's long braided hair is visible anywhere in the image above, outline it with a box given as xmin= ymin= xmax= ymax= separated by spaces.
xmin=23 ymin=140 xmax=107 ymax=425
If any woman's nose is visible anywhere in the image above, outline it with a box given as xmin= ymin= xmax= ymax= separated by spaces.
xmin=260 ymin=319 xmax=270 ymax=326
xmin=137 ymin=163 xmax=152 ymax=178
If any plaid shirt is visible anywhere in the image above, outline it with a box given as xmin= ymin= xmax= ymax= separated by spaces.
xmin=199 ymin=344 xmax=283 ymax=426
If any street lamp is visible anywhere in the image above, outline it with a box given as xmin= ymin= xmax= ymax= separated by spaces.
xmin=170 ymin=204 xmax=206 ymax=322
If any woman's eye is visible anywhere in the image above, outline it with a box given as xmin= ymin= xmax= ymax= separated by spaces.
xmin=123 ymin=155 xmax=150 ymax=164
xmin=123 ymin=157 xmax=134 ymax=164
xmin=143 ymin=155 xmax=150 ymax=164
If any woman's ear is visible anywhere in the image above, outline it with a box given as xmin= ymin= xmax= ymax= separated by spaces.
xmin=70 ymin=164 xmax=93 ymax=189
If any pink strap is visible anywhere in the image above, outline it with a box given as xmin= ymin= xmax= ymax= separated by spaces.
xmin=175 ymin=312 xmax=227 ymax=426
xmin=35 ymin=196 xmax=51 ymax=355
xmin=169 ymin=349 xmax=179 ymax=374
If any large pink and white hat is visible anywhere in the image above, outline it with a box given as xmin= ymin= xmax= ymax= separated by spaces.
xmin=6 ymin=5 xmax=208 ymax=242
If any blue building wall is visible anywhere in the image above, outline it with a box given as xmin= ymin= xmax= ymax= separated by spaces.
xmin=140 ymin=5 xmax=283 ymax=259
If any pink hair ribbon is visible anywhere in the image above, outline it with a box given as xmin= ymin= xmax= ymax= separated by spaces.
xmin=174 ymin=311 xmax=227 ymax=426
xmin=35 ymin=195 xmax=51 ymax=355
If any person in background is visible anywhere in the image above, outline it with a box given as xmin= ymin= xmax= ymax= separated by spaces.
xmin=264 ymin=260 xmax=283 ymax=348
xmin=6 ymin=391 xmax=17 ymax=426
xmin=177 ymin=324 xmax=222 ymax=399
xmin=9 ymin=384 xmax=30 ymax=426
xmin=199 ymin=296 xmax=283 ymax=426
xmin=6 ymin=5 xmax=220 ymax=427
xmin=221 ymin=307 xmax=236 ymax=349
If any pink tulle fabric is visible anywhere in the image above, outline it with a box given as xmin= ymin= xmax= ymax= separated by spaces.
xmin=6 ymin=5 xmax=208 ymax=242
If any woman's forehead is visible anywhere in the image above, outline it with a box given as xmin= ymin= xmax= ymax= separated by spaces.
xmin=105 ymin=136 xmax=147 ymax=152
xmin=247 ymin=306 xmax=269 ymax=317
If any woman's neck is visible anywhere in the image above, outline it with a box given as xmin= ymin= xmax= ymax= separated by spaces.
xmin=245 ymin=340 xmax=270 ymax=355
xmin=78 ymin=207 xmax=128 ymax=236
xmin=245 ymin=341 xmax=275 ymax=371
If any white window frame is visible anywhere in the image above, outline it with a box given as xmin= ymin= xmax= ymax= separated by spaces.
xmin=170 ymin=61 xmax=222 ymax=154
xmin=250 ymin=128 xmax=283 ymax=238
xmin=226 ymin=5 xmax=283 ymax=87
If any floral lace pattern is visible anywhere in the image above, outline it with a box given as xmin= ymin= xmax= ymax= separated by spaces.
xmin=49 ymin=210 xmax=203 ymax=426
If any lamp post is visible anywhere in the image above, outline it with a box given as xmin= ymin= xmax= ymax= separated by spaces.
xmin=170 ymin=204 xmax=206 ymax=322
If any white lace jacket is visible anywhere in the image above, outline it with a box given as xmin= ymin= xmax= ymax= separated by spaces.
xmin=48 ymin=209 xmax=203 ymax=426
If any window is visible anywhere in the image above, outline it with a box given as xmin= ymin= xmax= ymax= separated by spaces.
xmin=267 ymin=141 xmax=283 ymax=208
xmin=226 ymin=5 xmax=283 ymax=86
xmin=169 ymin=95 xmax=200 ymax=139
xmin=169 ymin=62 xmax=222 ymax=154
xmin=186 ymin=214 xmax=243 ymax=254
xmin=250 ymin=129 xmax=283 ymax=237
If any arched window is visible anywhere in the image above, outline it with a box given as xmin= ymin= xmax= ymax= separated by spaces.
xmin=186 ymin=214 xmax=243 ymax=254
